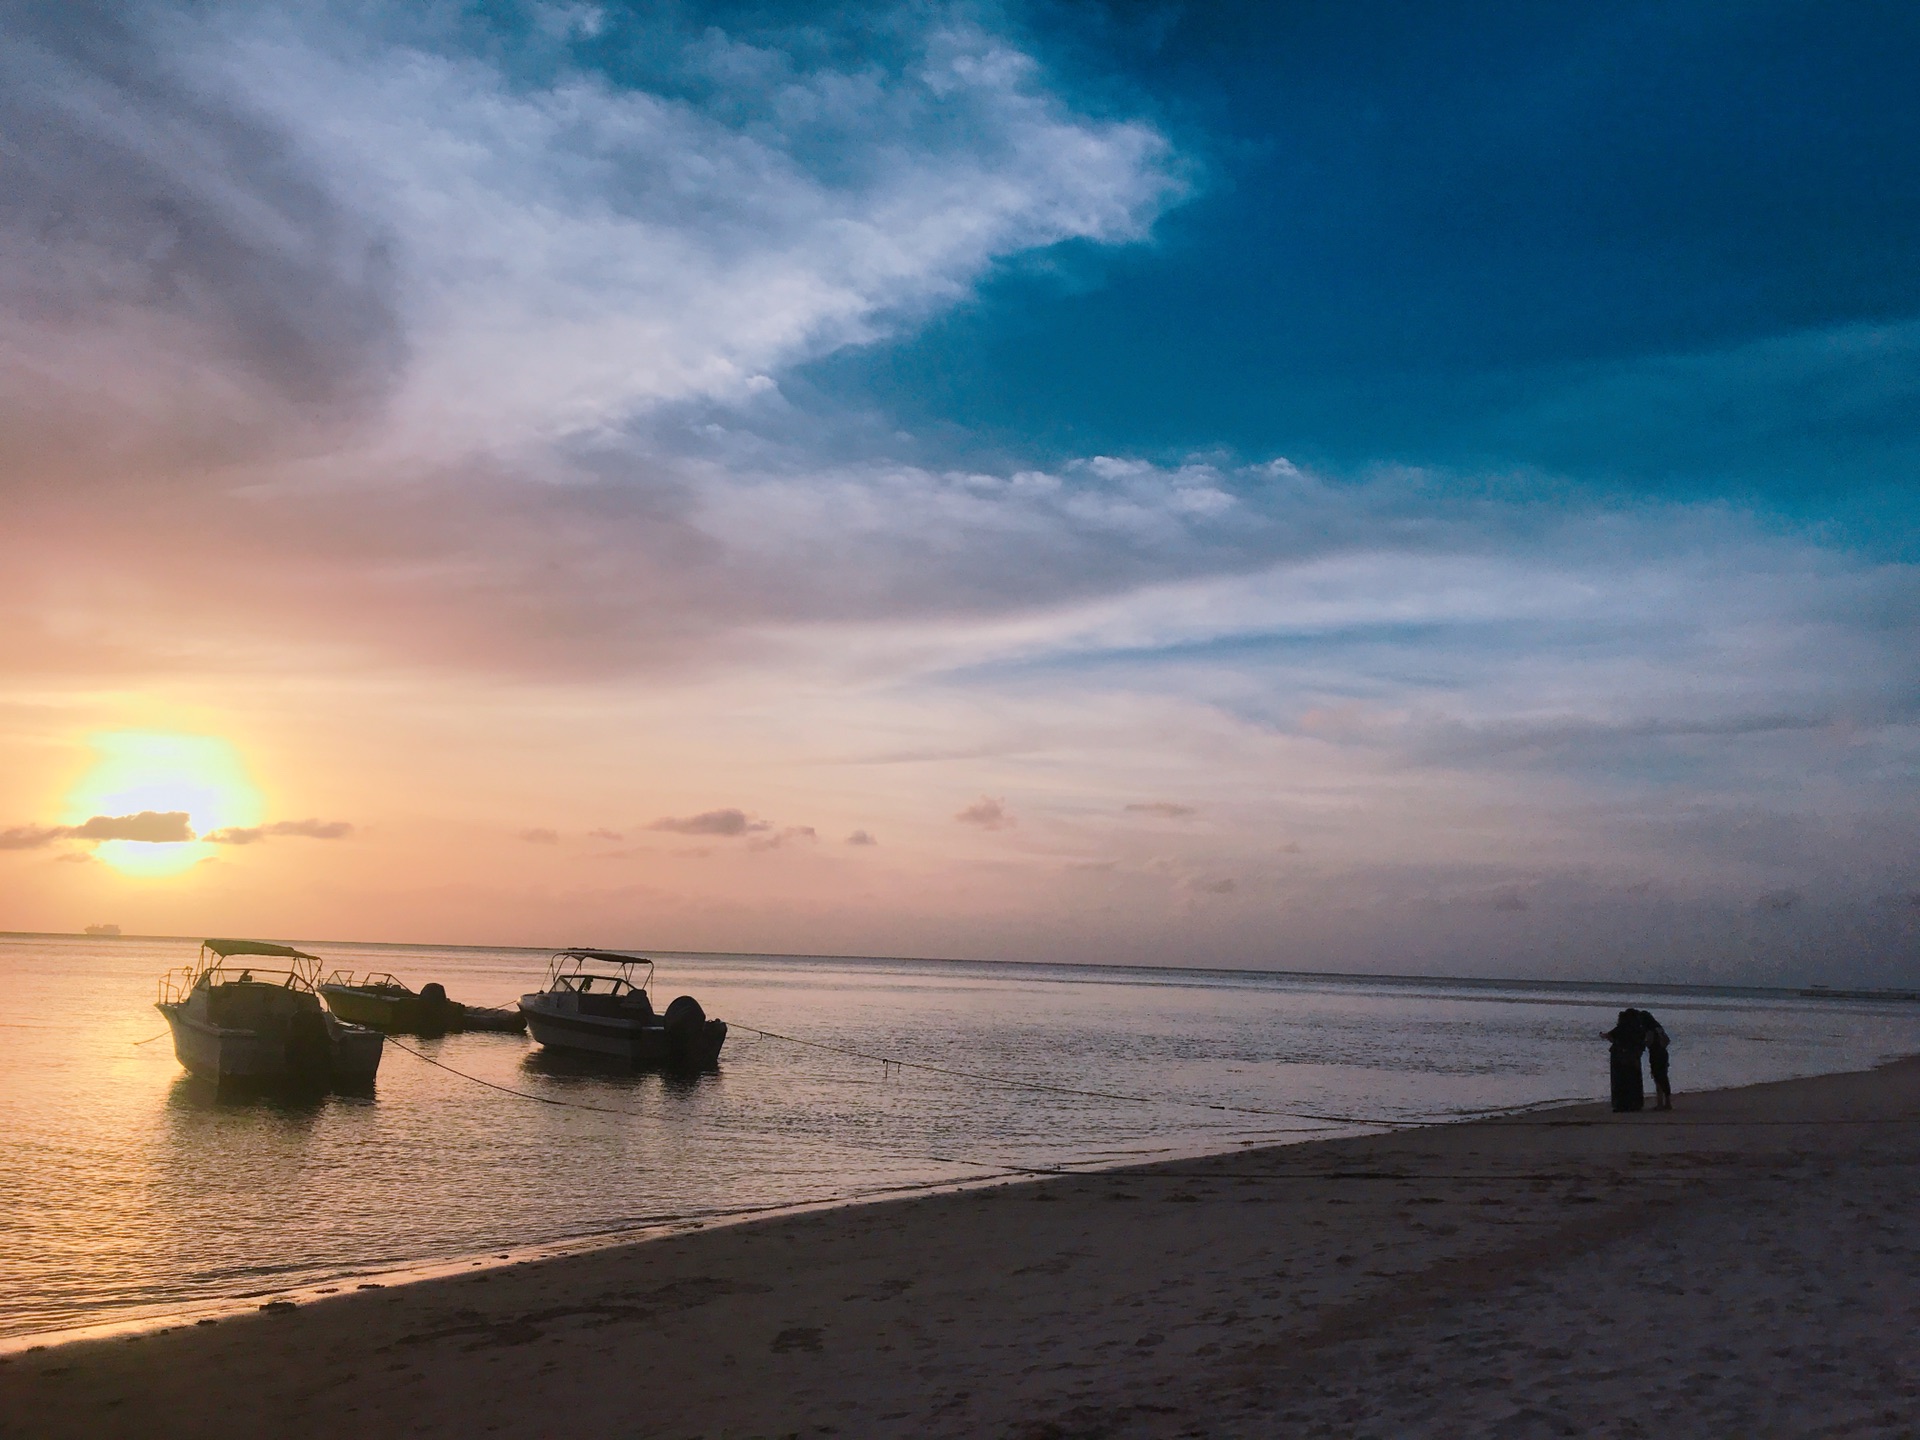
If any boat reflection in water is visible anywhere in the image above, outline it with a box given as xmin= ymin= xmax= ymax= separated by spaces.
xmin=518 ymin=949 xmax=727 ymax=1070
xmin=155 ymin=940 xmax=384 ymax=1092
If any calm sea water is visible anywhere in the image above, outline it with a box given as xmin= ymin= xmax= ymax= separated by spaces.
xmin=4 ymin=931 xmax=1919 ymax=1342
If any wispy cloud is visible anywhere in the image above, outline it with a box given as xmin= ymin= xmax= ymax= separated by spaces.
xmin=648 ymin=809 xmax=769 ymax=837
xmin=0 ymin=825 xmax=67 ymax=852
xmin=748 ymin=825 xmax=818 ymax=851
xmin=0 ymin=1 xmax=1191 ymax=684
xmin=956 ymin=797 xmax=1014 ymax=830
xmin=1125 ymin=802 xmax=1196 ymax=818
xmin=204 ymin=819 xmax=355 ymax=845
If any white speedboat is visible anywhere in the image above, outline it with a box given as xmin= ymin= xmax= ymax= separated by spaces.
xmin=156 ymin=940 xmax=385 ymax=1090
xmin=518 ymin=949 xmax=726 ymax=1069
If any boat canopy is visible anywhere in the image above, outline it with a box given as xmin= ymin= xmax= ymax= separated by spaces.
xmin=202 ymin=938 xmax=321 ymax=961
xmin=543 ymin=947 xmax=654 ymax=991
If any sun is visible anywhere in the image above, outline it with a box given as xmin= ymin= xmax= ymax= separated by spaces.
xmin=64 ymin=732 xmax=265 ymax=878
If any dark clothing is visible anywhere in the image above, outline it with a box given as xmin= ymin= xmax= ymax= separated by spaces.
xmin=1604 ymin=1010 xmax=1647 ymax=1112
xmin=1608 ymin=1043 xmax=1646 ymax=1111
xmin=1646 ymin=1013 xmax=1671 ymax=1105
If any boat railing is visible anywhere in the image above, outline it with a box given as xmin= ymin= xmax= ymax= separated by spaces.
xmin=160 ymin=962 xmax=320 ymax=1005
xmin=322 ymin=970 xmax=409 ymax=992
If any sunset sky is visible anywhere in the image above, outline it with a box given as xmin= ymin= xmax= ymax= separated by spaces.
xmin=3 ymin=1 xmax=1917 ymax=981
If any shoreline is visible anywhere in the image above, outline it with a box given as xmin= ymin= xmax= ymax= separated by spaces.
xmin=7 ymin=1053 xmax=1919 ymax=1437
xmin=0 ymin=1065 xmax=1638 ymax=1357
xmin=0 ymin=1051 xmax=1897 ymax=1356
xmin=0 ymin=1109 xmax=1468 ymax=1353
xmin=0 ymin=1070 xmax=1599 ymax=1352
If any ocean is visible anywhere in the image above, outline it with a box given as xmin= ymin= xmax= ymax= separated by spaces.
xmin=4 ymin=931 xmax=1917 ymax=1343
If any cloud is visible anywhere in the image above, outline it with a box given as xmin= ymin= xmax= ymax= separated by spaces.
xmin=956 ymin=797 xmax=1014 ymax=830
xmin=1756 ymin=889 xmax=1801 ymax=913
xmin=518 ymin=827 xmax=560 ymax=844
xmin=748 ymin=825 xmax=819 ymax=851
xmin=0 ymin=0 xmax=1192 ymax=686
xmin=0 ymin=825 xmax=67 ymax=851
xmin=587 ymin=828 xmax=624 ymax=841
xmin=204 ymin=818 xmax=356 ymax=844
xmin=4 ymin=811 xmax=202 ymax=849
xmin=1 ymin=3 xmax=1916 ymax=983
xmin=72 ymin=811 xmax=196 ymax=843
xmin=648 ymin=808 xmax=768 ymax=837
xmin=204 ymin=6 xmax=1185 ymax=447
xmin=846 ymin=829 xmax=878 ymax=846
xmin=1193 ymin=877 xmax=1236 ymax=896
xmin=0 ymin=2 xmax=403 ymax=469
xmin=0 ymin=1 xmax=1181 ymax=479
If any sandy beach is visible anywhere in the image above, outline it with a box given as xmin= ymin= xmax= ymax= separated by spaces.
xmin=4 ymin=1056 xmax=1917 ymax=1439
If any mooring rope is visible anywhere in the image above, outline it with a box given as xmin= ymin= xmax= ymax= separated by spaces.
xmin=387 ymin=1014 xmax=1572 ymax=1134
xmin=732 ymin=1022 xmax=1432 ymax=1129
xmin=386 ymin=1019 xmax=1917 ymax=1144
xmin=383 ymin=1036 xmax=663 ymax=1118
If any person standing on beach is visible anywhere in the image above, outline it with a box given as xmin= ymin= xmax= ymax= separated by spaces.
xmin=1602 ymin=1009 xmax=1647 ymax=1112
xmin=1642 ymin=1010 xmax=1672 ymax=1110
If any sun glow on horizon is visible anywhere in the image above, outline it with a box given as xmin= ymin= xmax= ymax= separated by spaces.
xmin=64 ymin=732 xmax=265 ymax=877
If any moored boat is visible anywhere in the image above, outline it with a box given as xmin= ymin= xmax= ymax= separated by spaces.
xmin=519 ymin=948 xmax=726 ymax=1069
xmin=157 ymin=940 xmax=384 ymax=1089
xmin=318 ymin=972 xmax=527 ymax=1035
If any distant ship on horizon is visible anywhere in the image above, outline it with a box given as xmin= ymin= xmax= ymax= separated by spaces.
xmin=83 ymin=923 xmax=121 ymax=937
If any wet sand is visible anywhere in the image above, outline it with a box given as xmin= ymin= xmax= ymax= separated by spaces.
xmin=5 ymin=1057 xmax=1918 ymax=1439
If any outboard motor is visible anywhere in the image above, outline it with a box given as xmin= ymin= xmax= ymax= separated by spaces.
xmin=662 ymin=995 xmax=706 ymax=1068
xmin=286 ymin=1008 xmax=334 ymax=1086
xmin=420 ymin=981 xmax=455 ymax=1035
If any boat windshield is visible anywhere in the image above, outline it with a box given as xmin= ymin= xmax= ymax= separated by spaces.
xmin=553 ymin=973 xmax=640 ymax=996
xmin=542 ymin=948 xmax=654 ymax=994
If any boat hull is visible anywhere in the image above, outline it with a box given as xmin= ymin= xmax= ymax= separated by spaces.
xmin=520 ymin=998 xmax=725 ymax=1068
xmin=157 ymin=1002 xmax=384 ymax=1089
xmin=457 ymin=1005 xmax=528 ymax=1034
xmin=320 ymin=984 xmax=528 ymax=1036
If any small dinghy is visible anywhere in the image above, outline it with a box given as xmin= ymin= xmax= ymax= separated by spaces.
xmin=318 ymin=972 xmax=528 ymax=1036
xmin=519 ymin=949 xmax=726 ymax=1069
xmin=157 ymin=940 xmax=384 ymax=1090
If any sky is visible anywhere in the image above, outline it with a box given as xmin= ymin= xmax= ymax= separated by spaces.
xmin=1 ymin=0 xmax=1917 ymax=982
